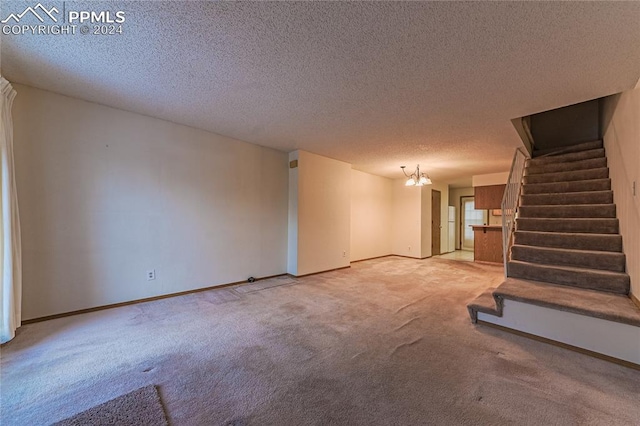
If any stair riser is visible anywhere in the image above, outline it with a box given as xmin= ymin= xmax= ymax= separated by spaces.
xmin=514 ymin=232 xmax=623 ymax=252
xmin=527 ymin=148 xmax=605 ymax=165
xmin=523 ymin=168 xmax=609 ymax=184
xmin=521 ymin=191 xmax=613 ymax=206
xmin=525 ymin=157 xmax=607 ymax=175
xmin=532 ymin=140 xmax=603 ymax=158
xmin=516 ymin=219 xmax=619 ymax=234
xmin=519 ymin=204 xmax=616 ymax=218
xmin=522 ymin=179 xmax=611 ymax=195
xmin=511 ymin=246 xmax=626 ymax=272
xmin=507 ymin=262 xmax=629 ymax=294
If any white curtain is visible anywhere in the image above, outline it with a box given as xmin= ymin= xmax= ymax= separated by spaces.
xmin=0 ymin=76 xmax=21 ymax=343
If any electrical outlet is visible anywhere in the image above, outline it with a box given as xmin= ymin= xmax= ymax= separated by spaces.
xmin=147 ymin=269 xmax=156 ymax=281
xmin=408 ymin=246 xmax=411 ymax=251
xmin=342 ymin=250 xmax=346 ymax=257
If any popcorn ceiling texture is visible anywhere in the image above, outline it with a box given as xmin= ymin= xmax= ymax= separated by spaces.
xmin=2 ymin=1 xmax=639 ymax=181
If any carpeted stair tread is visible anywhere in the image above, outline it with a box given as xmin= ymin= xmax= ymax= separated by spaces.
xmin=513 ymin=231 xmax=622 ymax=252
xmin=532 ymin=140 xmax=603 ymax=158
xmin=507 ymin=260 xmax=630 ymax=294
xmin=513 ymin=231 xmax=623 ymax=252
xmin=516 ymin=217 xmax=618 ymax=234
xmin=519 ymin=204 xmax=616 ymax=218
xmin=511 ymin=245 xmax=626 ymax=272
xmin=527 ymin=148 xmax=605 ymax=165
xmin=466 ymin=288 xmax=500 ymax=323
xmin=522 ymin=179 xmax=611 ymax=195
xmin=494 ymin=278 xmax=640 ymax=327
xmin=480 ymin=139 xmax=640 ymax=346
xmin=520 ymin=191 xmax=613 ymax=206
xmin=523 ymin=167 xmax=608 ymax=184
xmin=525 ymin=157 xmax=607 ymax=175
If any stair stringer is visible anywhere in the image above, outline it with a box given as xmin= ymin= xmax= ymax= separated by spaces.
xmin=477 ymin=299 xmax=640 ymax=365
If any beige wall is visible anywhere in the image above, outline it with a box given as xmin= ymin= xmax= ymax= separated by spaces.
xmin=602 ymin=87 xmax=640 ymax=297
xmin=391 ymin=179 xmax=449 ymax=258
xmin=488 ymin=212 xmax=502 ymax=226
xmin=391 ymin=180 xmax=422 ymax=258
xmin=472 ymin=172 xmax=509 ymax=187
xmin=287 ymin=152 xmax=299 ymax=274
xmin=288 ymin=151 xmax=351 ymax=276
xmin=13 ymin=84 xmax=289 ymax=319
xmin=449 ymin=187 xmax=474 ymax=250
xmin=350 ymin=170 xmax=393 ymax=261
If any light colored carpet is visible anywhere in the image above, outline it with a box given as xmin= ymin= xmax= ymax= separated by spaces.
xmin=53 ymin=385 xmax=167 ymax=426
xmin=2 ymin=257 xmax=639 ymax=425
xmin=231 ymin=276 xmax=298 ymax=294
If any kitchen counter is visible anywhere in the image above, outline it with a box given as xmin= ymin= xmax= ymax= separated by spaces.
xmin=471 ymin=225 xmax=503 ymax=263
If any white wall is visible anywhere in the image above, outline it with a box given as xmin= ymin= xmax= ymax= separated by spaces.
xmin=13 ymin=84 xmax=289 ymax=319
xmin=602 ymin=87 xmax=640 ymax=297
xmin=391 ymin=180 xmax=422 ymax=258
xmin=289 ymin=151 xmax=351 ymax=276
xmin=350 ymin=170 xmax=392 ymax=261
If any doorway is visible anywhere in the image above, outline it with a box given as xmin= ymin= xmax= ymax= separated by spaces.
xmin=432 ymin=190 xmax=441 ymax=256
xmin=461 ymin=197 xmax=487 ymax=251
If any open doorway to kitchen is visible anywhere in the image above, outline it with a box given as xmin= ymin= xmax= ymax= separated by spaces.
xmin=461 ymin=196 xmax=488 ymax=251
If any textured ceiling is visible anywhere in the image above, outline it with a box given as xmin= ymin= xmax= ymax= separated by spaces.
xmin=2 ymin=1 xmax=639 ymax=181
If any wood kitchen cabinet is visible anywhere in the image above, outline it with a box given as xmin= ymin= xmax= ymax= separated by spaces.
xmin=474 ymin=184 xmax=506 ymax=209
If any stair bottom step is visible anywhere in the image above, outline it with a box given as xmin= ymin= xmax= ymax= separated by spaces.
xmin=467 ymin=288 xmax=500 ymax=323
xmin=493 ymin=278 xmax=640 ymax=326
xmin=467 ymin=278 xmax=640 ymax=364
xmin=477 ymin=300 xmax=640 ymax=366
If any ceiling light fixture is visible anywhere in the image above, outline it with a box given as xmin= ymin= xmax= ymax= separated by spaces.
xmin=401 ymin=164 xmax=432 ymax=187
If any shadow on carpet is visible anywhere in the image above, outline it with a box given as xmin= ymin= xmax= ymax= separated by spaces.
xmin=52 ymin=385 xmax=168 ymax=426
xmin=232 ymin=276 xmax=298 ymax=294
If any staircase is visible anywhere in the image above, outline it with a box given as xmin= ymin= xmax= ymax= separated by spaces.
xmin=468 ymin=140 xmax=640 ymax=365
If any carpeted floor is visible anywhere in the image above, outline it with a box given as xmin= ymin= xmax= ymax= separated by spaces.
xmin=53 ymin=385 xmax=167 ymax=426
xmin=2 ymin=257 xmax=639 ymax=425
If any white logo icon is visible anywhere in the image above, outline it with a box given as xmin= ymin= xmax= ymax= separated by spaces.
xmin=1 ymin=3 xmax=59 ymax=24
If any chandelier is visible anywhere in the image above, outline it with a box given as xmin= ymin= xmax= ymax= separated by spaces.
xmin=401 ymin=164 xmax=432 ymax=186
